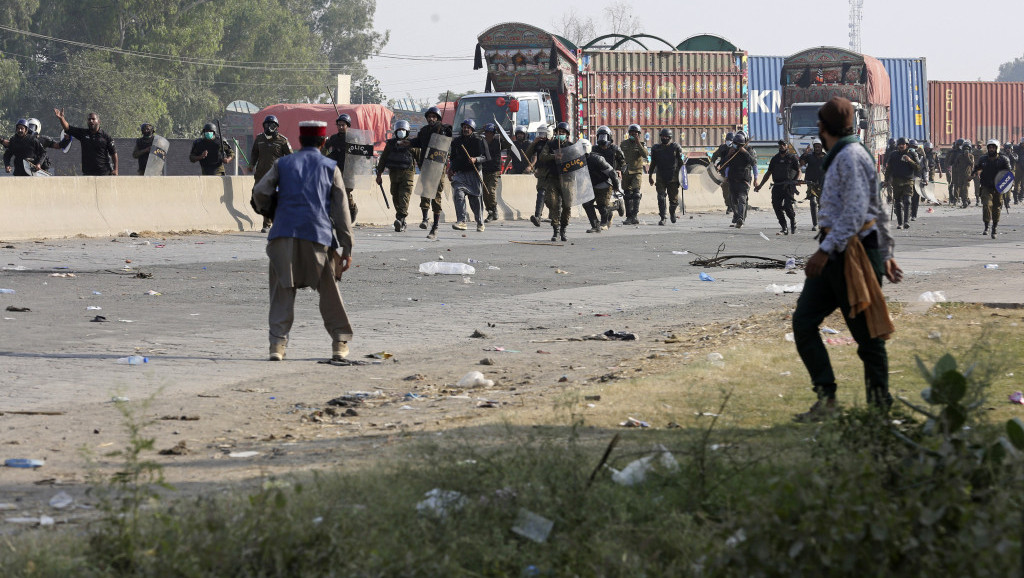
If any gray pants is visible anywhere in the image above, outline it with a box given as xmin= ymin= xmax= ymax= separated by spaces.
xmin=269 ymin=260 xmax=352 ymax=346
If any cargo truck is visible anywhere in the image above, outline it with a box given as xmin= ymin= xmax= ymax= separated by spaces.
xmin=778 ymin=47 xmax=891 ymax=161
xmin=468 ymin=23 xmax=747 ymax=160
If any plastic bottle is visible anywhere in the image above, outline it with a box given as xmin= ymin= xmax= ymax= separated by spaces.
xmin=0 ymin=288 xmax=15 ymax=294
xmin=419 ymin=262 xmax=476 ymax=275
xmin=116 ymin=355 xmax=148 ymax=365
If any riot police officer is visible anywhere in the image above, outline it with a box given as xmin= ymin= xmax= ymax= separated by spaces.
xmin=251 ymin=114 xmax=293 ymax=232
xmin=799 ymin=138 xmax=826 ymax=231
xmin=448 ymin=118 xmax=488 ymax=232
xmin=133 ymin=123 xmax=156 ymax=176
xmin=883 ymin=137 xmax=920 ymax=229
xmin=592 ymin=125 xmax=625 ymax=228
xmin=950 ymin=140 xmax=974 ymax=209
xmin=189 ymin=122 xmax=233 ymax=176
xmin=756 ymin=140 xmax=801 ymax=235
xmin=619 ymin=124 xmax=649 ymax=224
xmin=536 ymin=122 xmax=576 ymax=241
xmin=376 ymin=119 xmax=416 ymax=232
xmin=481 ymin=123 xmax=504 ymax=222
xmin=323 ymin=113 xmax=359 ymax=223
xmin=584 ymin=151 xmax=620 ymax=233
xmin=508 ymin=126 xmax=532 ymax=175
xmin=525 ymin=125 xmax=554 ymax=227
xmin=410 ymin=106 xmax=452 ymax=238
xmin=648 ymin=128 xmax=685 ymax=224
xmin=724 ymin=133 xmax=756 ymax=228
xmin=971 ymin=139 xmax=1012 ymax=238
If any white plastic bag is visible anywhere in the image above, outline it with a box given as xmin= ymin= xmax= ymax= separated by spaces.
xmin=419 ymin=262 xmax=475 ymax=275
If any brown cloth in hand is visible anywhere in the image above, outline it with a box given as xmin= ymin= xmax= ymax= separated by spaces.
xmin=844 ymin=233 xmax=895 ymax=340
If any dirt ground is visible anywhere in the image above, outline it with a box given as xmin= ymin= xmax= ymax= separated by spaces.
xmin=1 ymin=204 xmax=1022 ymax=528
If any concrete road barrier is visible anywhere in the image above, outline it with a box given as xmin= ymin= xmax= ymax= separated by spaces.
xmin=0 ymin=174 xmax=732 ymax=240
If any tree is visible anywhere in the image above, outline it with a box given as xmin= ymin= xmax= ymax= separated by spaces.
xmin=436 ymin=90 xmax=476 ymax=103
xmin=996 ymin=54 xmax=1024 ymax=82
xmin=552 ymin=8 xmax=595 ymax=48
xmin=350 ymin=74 xmax=385 ymax=104
xmin=603 ymin=1 xmax=642 ymax=38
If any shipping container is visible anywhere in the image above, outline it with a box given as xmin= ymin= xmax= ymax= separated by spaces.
xmin=927 ymin=81 xmax=1024 ymax=148
xmin=747 ymin=56 xmax=785 ymax=143
xmin=577 ymin=50 xmax=747 ymax=150
xmin=880 ymin=58 xmax=928 ymax=142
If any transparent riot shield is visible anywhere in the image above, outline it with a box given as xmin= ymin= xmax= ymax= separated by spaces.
xmin=557 ymin=140 xmax=595 ymax=205
xmin=414 ymin=133 xmax=452 ymax=198
xmin=144 ymin=135 xmax=169 ymax=176
xmin=343 ymin=128 xmax=375 ymax=190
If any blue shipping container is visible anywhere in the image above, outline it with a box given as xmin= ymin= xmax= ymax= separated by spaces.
xmin=747 ymin=56 xmax=785 ymax=143
xmin=880 ymin=58 xmax=929 ymax=143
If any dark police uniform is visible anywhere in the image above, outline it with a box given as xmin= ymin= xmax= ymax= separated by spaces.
xmin=508 ymin=137 xmax=532 ymax=174
xmin=766 ymin=149 xmax=801 ymax=233
xmin=411 ymin=122 xmax=452 ymax=217
xmin=648 ymin=140 xmax=684 ymax=222
xmin=323 ymin=131 xmax=358 ymax=222
xmin=376 ymin=136 xmax=417 ymax=227
xmin=884 ymin=148 xmax=920 ymax=228
xmin=481 ymin=135 xmax=504 ymax=221
xmin=133 ymin=135 xmax=154 ymax=175
xmin=726 ymin=147 xmax=757 ymax=227
xmin=190 ymin=138 xmax=232 ymax=176
xmin=973 ymin=152 xmax=1011 ymax=235
xmin=800 ymin=149 xmax=826 ymax=229
xmin=3 ymin=133 xmax=45 ymax=176
xmin=65 ymin=125 xmax=116 ymax=175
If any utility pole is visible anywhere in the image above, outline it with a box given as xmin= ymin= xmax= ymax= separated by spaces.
xmin=848 ymin=0 xmax=863 ymax=53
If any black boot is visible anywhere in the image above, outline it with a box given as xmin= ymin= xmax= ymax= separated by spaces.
xmin=427 ymin=213 xmax=440 ymax=240
xmin=551 ymin=224 xmax=559 ymax=242
xmin=657 ymin=197 xmax=667 ymax=226
xmin=669 ymin=203 xmax=678 ymax=222
xmin=991 ymin=224 xmax=997 ymax=239
xmin=559 ymin=226 xmax=567 ymax=242
xmin=419 ymin=207 xmax=429 ymax=229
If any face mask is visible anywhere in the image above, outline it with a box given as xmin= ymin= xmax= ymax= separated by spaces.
xmin=264 ymin=124 xmax=277 ymax=135
xmin=395 ymin=129 xmax=407 ymax=139
xmin=204 ymin=132 xmax=215 ymax=140
xmin=557 ymin=134 xmax=567 ymax=141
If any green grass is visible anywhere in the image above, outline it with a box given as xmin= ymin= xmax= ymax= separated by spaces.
xmin=2 ymin=305 xmax=1023 ymax=577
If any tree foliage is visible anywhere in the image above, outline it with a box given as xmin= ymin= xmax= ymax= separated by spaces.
xmin=0 ymin=0 xmax=389 ymax=137
xmin=996 ymin=54 xmax=1024 ymax=82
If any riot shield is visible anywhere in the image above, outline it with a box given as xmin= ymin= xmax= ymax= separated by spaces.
xmin=23 ymin=160 xmax=50 ymax=177
xmin=557 ymin=141 xmax=595 ymax=205
xmin=493 ymin=115 xmax=522 ymax=162
xmin=144 ymin=135 xmax=170 ymax=176
xmin=413 ymin=133 xmax=452 ymax=199
xmin=996 ymin=170 xmax=1015 ymax=195
xmin=343 ymin=129 xmax=375 ymax=190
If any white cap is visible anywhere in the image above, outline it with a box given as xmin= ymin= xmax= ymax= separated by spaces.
xmin=536 ymin=125 xmax=549 ymax=137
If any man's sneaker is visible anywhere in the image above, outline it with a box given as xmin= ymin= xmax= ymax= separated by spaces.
xmin=394 ymin=219 xmax=402 ymax=232
xmin=793 ymin=397 xmax=837 ymax=423
xmin=419 ymin=219 xmax=429 ymax=230
xmin=269 ymin=342 xmax=286 ymax=362
xmin=735 ymin=222 xmax=743 ymax=229
xmin=530 ymin=215 xmax=541 ymax=227
xmin=811 ymin=225 xmax=818 ymax=232
xmin=332 ymin=340 xmax=349 ymax=361
xmin=452 ymin=222 xmax=467 ymax=231
xmin=476 ymin=223 xmax=485 ymax=232
xmin=777 ymin=228 xmax=788 ymax=236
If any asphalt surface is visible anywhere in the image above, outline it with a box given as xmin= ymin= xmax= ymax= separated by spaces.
xmin=1 ymin=202 xmax=1022 ymax=412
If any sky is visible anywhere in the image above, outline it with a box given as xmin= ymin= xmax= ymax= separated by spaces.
xmin=364 ymin=0 xmax=1024 ymax=105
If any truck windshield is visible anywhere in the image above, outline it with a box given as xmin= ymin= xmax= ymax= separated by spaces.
xmin=455 ymin=98 xmax=513 ymax=133
xmin=789 ymin=105 xmax=820 ymax=136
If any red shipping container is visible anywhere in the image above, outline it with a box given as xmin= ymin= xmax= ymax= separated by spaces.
xmin=928 ymin=81 xmax=1024 ymax=148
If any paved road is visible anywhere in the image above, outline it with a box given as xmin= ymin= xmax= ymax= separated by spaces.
xmin=0 ymin=203 xmax=1021 ymax=412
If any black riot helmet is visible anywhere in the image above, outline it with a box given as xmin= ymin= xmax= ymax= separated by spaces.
xmin=725 ymin=131 xmax=735 ymax=143
xmin=732 ymin=133 xmax=746 ymax=146
xmin=425 ymin=107 xmax=442 ymax=123
xmin=202 ymin=122 xmax=217 ymax=135
xmin=659 ymin=128 xmax=672 ymax=139
xmin=336 ymin=114 xmax=352 ymax=127
xmin=954 ymin=138 xmax=964 ymax=149
xmin=263 ymin=115 xmax=279 ymax=135
xmin=896 ymin=137 xmax=908 ymax=146
xmin=888 ymin=138 xmax=896 ymax=147
xmin=555 ymin=121 xmax=571 ymax=134
xmin=461 ymin=118 xmax=476 ymax=131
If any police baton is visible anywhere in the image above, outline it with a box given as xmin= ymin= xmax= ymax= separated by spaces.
xmin=375 ymin=168 xmax=391 ymax=209
xmin=460 ymin=143 xmax=491 ymax=198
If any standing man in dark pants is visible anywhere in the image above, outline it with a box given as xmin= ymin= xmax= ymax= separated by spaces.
xmin=756 ymin=139 xmax=801 ymax=235
xmin=971 ymin=139 xmax=1012 ymax=239
xmin=250 ymin=115 xmax=293 ymax=232
xmin=189 ymin=123 xmax=233 ymax=176
xmin=648 ymin=128 xmax=685 ymax=225
xmin=448 ymin=119 xmax=488 ymax=232
xmin=792 ymin=97 xmax=903 ymax=422
xmin=132 ymin=123 xmax=155 ymax=175
xmin=53 ymin=108 xmax=117 ymax=176
xmin=800 ymin=138 xmax=826 ymax=231
xmin=908 ymin=139 xmax=927 ymax=221
xmin=725 ymin=133 xmax=756 ymax=229
xmin=950 ymin=141 xmax=974 ymax=208
xmin=883 ymin=137 xmax=918 ymax=229
xmin=251 ymin=121 xmax=354 ymax=363
xmin=375 ymin=119 xmax=416 ymax=232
